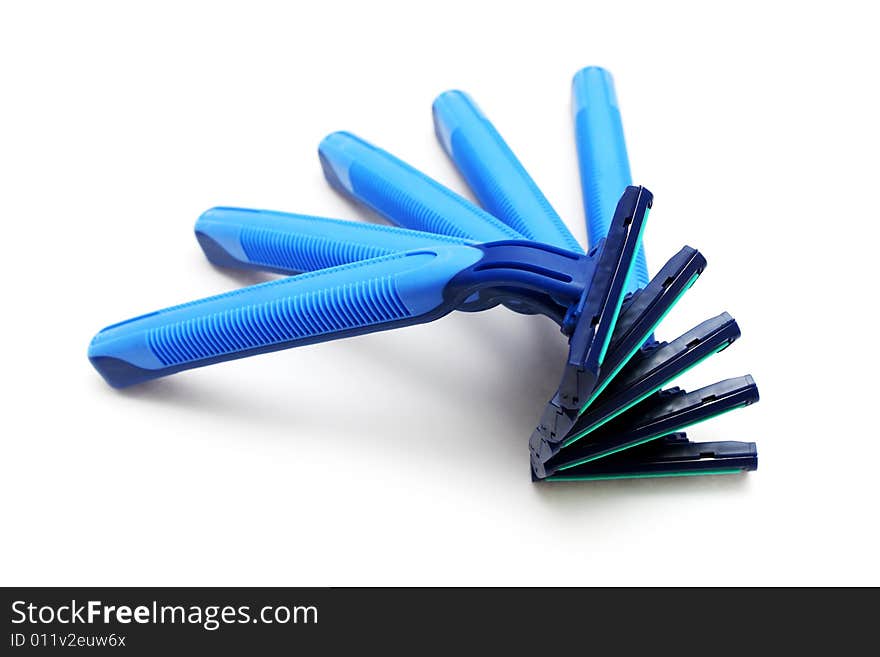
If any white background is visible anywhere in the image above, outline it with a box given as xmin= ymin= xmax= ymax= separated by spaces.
xmin=1 ymin=1 xmax=878 ymax=585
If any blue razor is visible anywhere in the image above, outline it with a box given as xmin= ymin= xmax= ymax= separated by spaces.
xmin=88 ymin=67 xmax=759 ymax=483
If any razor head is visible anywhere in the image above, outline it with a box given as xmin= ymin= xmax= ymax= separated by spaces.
xmin=558 ymin=185 xmax=652 ymax=408
xmin=543 ymin=438 xmax=758 ymax=481
xmin=533 ymin=375 xmax=760 ymax=479
xmin=528 ymin=243 xmax=706 ymax=461
xmin=568 ymin=312 xmax=741 ymax=442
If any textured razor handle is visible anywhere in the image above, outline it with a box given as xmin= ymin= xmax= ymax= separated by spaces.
xmin=572 ymin=67 xmax=649 ymax=291
xmin=319 ymin=131 xmax=521 ymax=243
xmin=195 ymin=206 xmax=473 ymax=275
xmin=89 ymin=245 xmax=483 ymax=388
xmin=432 ymin=90 xmax=583 ymax=253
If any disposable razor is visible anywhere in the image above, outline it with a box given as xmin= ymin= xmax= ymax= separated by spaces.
xmin=88 ymin=185 xmax=645 ymax=402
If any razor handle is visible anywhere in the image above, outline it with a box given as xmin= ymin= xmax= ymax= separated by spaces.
xmin=195 ymin=206 xmax=473 ymax=275
xmin=318 ymin=131 xmax=522 ymax=243
xmin=572 ymin=66 xmax=649 ymax=293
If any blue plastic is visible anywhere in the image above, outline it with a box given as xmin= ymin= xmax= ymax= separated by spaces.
xmin=195 ymin=206 xmax=473 ymax=275
xmin=319 ymin=131 xmax=522 ymax=243
xmin=89 ymin=246 xmax=483 ymax=388
xmin=572 ymin=67 xmax=650 ymax=293
xmin=432 ymin=90 xmax=583 ymax=253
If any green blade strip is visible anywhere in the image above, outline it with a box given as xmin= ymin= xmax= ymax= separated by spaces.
xmin=547 ymin=467 xmax=743 ymax=482
xmin=579 ymin=270 xmax=700 ymax=416
xmin=564 ymin=339 xmax=733 ymax=448
xmin=556 ymin=399 xmax=752 ymax=471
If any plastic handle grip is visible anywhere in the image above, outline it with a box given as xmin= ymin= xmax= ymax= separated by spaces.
xmin=432 ymin=90 xmax=583 ymax=254
xmin=195 ymin=206 xmax=474 ymax=276
xmin=88 ymin=245 xmax=484 ymax=388
xmin=572 ymin=67 xmax=649 ymax=291
xmin=318 ymin=131 xmax=522 ymax=243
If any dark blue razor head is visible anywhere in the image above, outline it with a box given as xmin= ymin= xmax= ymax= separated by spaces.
xmin=558 ymin=185 xmax=652 ymax=408
xmin=533 ymin=375 xmax=759 ymax=479
xmin=542 ymin=438 xmax=758 ymax=481
xmin=527 ymin=186 xmax=651 ymax=456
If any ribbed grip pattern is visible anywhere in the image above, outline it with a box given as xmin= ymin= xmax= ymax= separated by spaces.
xmin=146 ymin=275 xmax=409 ymax=366
xmin=450 ymin=131 xmax=582 ymax=252
xmin=451 ymin=130 xmax=552 ymax=238
xmin=89 ymin=245 xmax=484 ymax=387
xmin=240 ymin=226 xmax=391 ymax=272
xmin=433 ymin=90 xmax=584 ymax=253
xmin=319 ymin=131 xmax=521 ymax=243
xmin=347 ymin=162 xmax=476 ymax=239
xmin=195 ymin=207 xmax=473 ymax=276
